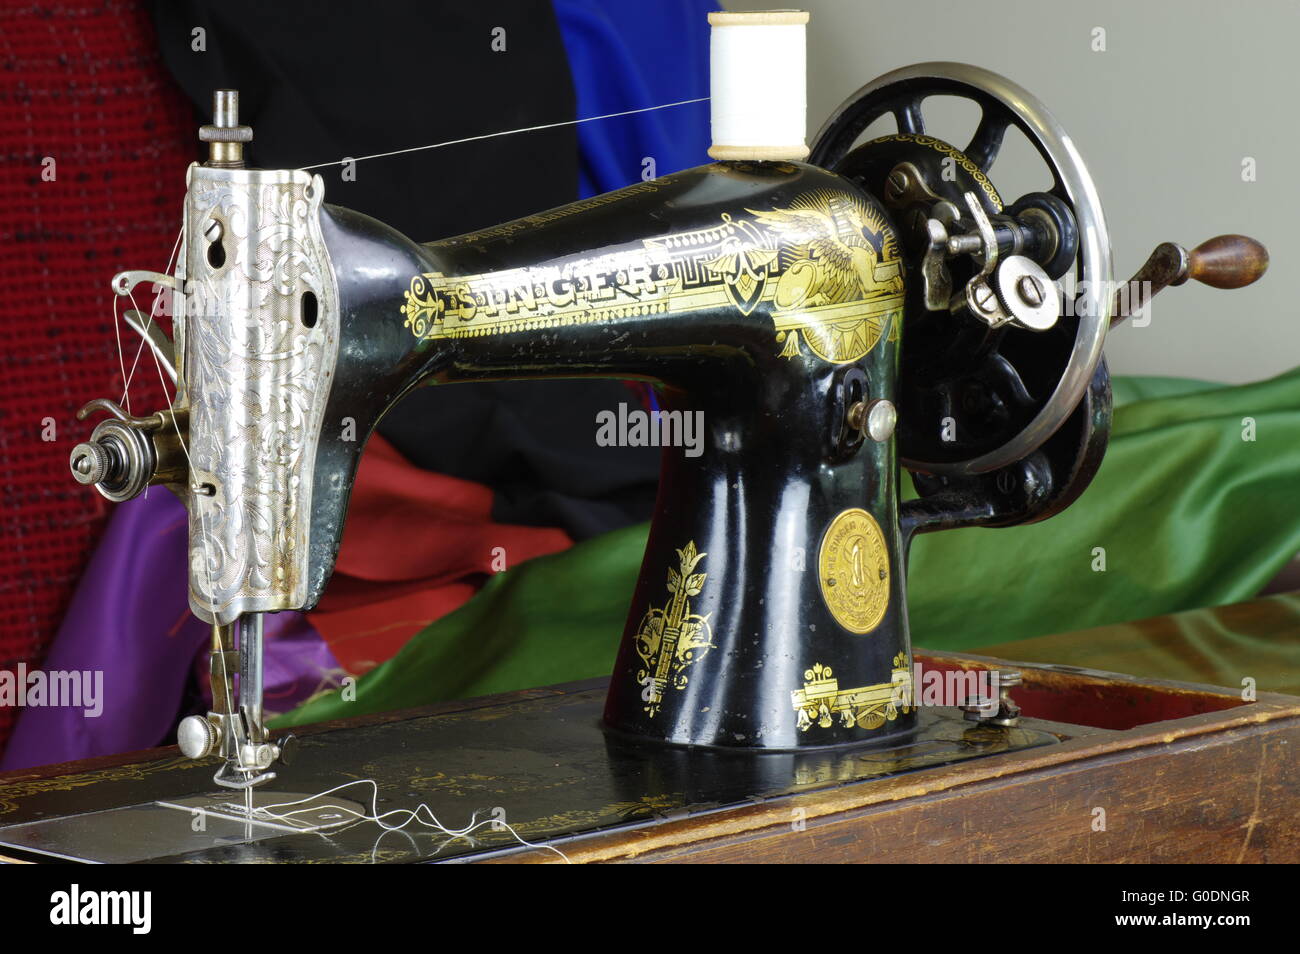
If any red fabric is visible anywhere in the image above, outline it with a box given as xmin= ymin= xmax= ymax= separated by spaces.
xmin=306 ymin=435 xmax=573 ymax=673
xmin=0 ymin=2 xmax=196 ymax=750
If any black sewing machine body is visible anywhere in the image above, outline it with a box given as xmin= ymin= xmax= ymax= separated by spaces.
xmin=77 ymin=123 xmax=1113 ymax=763
xmin=65 ymin=64 xmax=1266 ymax=794
xmin=317 ymin=159 xmax=921 ymax=748
xmin=302 ymin=132 xmax=1115 ymax=746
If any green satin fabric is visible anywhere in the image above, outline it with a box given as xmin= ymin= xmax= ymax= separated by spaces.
xmin=274 ymin=368 xmax=1300 ymax=727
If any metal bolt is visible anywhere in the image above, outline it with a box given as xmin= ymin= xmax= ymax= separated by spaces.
xmin=251 ymin=744 xmax=276 ymax=770
xmin=200 ymin=89 xmax=253 ymax=168
xmin=959 ymin=695 xmax=996 ymax=720
xmin=972 ymin=283 xmax=998 ymax=313
xmin=213 ymin=89 xmax=239 ymax=129
xmin=885 ymin=169 xmax=909 ymax=201
xmin=961 ymin=669 xmax=1023 ymax=726
xmin=1016 ymin=274 xmax=1045 ymax=307
xmin=847 ymin=399 xmax=897 ymax=443
xmin=847 ymin=402 xmax=865 ymax=432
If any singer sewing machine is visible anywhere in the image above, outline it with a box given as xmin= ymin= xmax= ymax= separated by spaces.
xmin=3 ymin=32 xmax=1295 ymax=862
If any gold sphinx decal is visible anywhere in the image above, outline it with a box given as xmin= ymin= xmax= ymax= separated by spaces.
xmin=634 ymin=541 xmax=715 ymax=717
xmin=792 ymin=655 xmax=914 ymax=732
xmin=401 ymin=188 xmax=904 ymax=364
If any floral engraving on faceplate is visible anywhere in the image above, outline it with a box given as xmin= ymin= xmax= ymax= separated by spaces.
xmin=182 ymin=167 xmax=338 ymax=624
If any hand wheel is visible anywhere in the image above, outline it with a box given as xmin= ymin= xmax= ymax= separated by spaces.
xmin=811 ymin=62 xmax=1113 ymax=477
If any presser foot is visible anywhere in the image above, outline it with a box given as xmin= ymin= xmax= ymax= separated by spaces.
xmin=178 ymin=719 xmax=297 ymax=791
xmin=213 ymin=764 xmax=277 ymax=791
xmin=177 ymin=614 xmax=296 ymax=790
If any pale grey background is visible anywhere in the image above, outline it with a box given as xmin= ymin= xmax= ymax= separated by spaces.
xmin=723 ymin=0 xmax=1297 ymax=384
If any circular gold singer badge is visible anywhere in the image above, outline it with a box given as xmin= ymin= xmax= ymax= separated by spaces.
xmin=818 ymin=508 xmax=891 ymax=634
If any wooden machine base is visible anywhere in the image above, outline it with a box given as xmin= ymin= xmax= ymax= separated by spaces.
xmin=1 ymin=649 xmax=1296 ymax=863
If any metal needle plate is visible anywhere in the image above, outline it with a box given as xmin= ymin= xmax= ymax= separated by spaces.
xmin=0 ymin=792 xmax=365 ymax=864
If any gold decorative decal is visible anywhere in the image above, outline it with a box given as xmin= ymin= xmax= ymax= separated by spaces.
xmin=633 ymin=541 xmax=715 ymax=717
xmin=792 ymin=654 xmax=914 ymax=732
xmin=401 ymin=188 xmax=904 ymax=365
xmin=865 ymin=133 xmax=1003 ymax=211
xmin=818 ymin=507 xmax=891 ymax=634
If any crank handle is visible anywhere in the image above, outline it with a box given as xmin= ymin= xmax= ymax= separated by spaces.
xmin=1110 ymin=234 xmax=1268 ymax=327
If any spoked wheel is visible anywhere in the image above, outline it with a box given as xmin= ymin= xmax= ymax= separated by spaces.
xmin=812 ymin=63 xmax=1113 ymax=479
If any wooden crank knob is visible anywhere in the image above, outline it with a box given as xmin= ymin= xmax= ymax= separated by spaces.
xmin=1176 ymin=234 xmax=1269 ymax=289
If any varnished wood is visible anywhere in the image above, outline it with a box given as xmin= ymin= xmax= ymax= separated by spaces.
xmin=523 ymin=715 xmax=1297 ymax=864
xmin=1184 ymin=233 xmax=1269 ymax=289
xmin=484 ymin=648 xmax=1300 ymax=863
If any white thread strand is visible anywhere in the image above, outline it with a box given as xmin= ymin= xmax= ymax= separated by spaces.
xmin=121 ymin=225 xmax=183 ymax=404
xmin=297 ymin=97 xmax=709 ymax=171
xmin=709 ymin=13 xmax=808 ymax=158
xmin=255 ymin=780 xmax=573 ymax=863
xmin=137 ymin=298 xmax=238 ymax=765
xmin=110 ymin=296 xmax=132 ymax=418
xmin=113 ymin=225 xmax=183 ymax=501
xmin=131 ymin=284 xmax=224 ymax=696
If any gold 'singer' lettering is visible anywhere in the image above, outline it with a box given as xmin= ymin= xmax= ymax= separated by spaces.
xmin=401 ymin=188 xmax=905 ymax=364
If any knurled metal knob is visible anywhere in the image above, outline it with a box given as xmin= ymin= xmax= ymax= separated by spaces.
xmin=177 ymin=715 xmax=220 ymax=759
xmin=200 ymin=89 xmax=253 ymax=168
xmin=69 ymin=441 xmax=112 ymax=485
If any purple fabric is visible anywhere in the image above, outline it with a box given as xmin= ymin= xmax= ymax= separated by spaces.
xmin=195 ymin=611 xmax=344 ymax=718
xmin=1 ymin=490 xmax=336 ymax=771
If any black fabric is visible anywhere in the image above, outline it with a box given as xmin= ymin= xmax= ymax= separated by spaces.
xmin=384 ymin=380 xmax=661 ymax=539
xmin=148 ymin=1 xmax=659 ymax=538
xmin=149 ymin=0 xmax=578 ymax=238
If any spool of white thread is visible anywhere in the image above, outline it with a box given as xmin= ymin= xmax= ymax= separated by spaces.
xmin=708 ymin=10 xmax=810 ymax=162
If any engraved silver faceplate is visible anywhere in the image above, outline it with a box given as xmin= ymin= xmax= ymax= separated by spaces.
xmin=179 ymin=165 xmax=338 ymax=624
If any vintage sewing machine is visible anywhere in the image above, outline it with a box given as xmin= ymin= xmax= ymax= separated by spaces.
xmin=2 ymin=13 xmax=1290 ymax=863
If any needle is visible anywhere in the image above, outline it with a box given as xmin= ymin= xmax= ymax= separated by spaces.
xmin=244 ymin=782 xmax=254 ymax=841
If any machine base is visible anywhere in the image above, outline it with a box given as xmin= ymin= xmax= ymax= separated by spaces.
xmin=0 ymin=682 xmax=1053 ymax=863
xmin=2 ymin=643 xmax=1297 ymax=863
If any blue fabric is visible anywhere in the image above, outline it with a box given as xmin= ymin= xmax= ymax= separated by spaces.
xmin=554 ymin=0 xmax=717 ymax=197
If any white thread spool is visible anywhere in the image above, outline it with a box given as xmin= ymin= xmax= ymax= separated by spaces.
xmin=708 ymin=10 xmax=810 ymax=161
